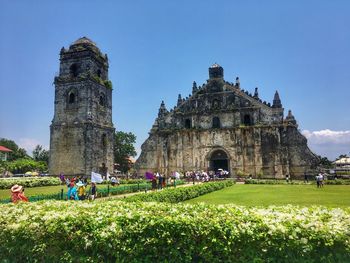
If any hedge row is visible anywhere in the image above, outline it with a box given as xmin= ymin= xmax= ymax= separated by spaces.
xmin=0 ymin=201 xmax=349 ymax=262
xmin=122 ymin=180 xmax=235 ymax=203
xmin=245 ymin=179 xmax=350 ymax=185
xmin=97 ymin=180 xmax=185 ymax=198
xmin=99 ymin=178 xmax=183 ymax=185
xmin=0 ymin=177 xmax=61 ymax=189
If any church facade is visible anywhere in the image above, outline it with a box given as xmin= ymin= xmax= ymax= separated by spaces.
xmin=136 ymin=64 xmax=318 ymax=178
xmin=49 ymin=37 xmax=115 ymax=176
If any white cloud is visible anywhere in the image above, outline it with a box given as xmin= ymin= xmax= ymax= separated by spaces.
xmin=18 ymin=138 xmax=48 ymax=155
xmin=302 ymin=129 xmax=350 ymax=160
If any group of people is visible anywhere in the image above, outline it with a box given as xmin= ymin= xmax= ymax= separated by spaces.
xmin=184 ymin=170 xmax=229 ymax=183
xmin=65 ymin=176 xmax=97 ymax=201
xmin=145 ymin=172 xmax=176 ymax=190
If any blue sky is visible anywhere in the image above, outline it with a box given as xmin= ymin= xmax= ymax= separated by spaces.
xmin=0 ymin=0 xmax=349 ymax=160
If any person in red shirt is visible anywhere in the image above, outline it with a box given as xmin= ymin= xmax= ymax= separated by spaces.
xmin=11 ymin=184 xmax=29 ymax=203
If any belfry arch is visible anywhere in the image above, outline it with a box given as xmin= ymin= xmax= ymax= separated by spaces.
xmin=207 ymin=149 xmax=230 ymax=173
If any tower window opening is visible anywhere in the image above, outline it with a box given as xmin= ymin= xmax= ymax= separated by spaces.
xmin=212 ymin=117 xmax=221 ymax=128
xmin=99 ymin=94 xmax=106 ymax=106
xmin=68 ymin=93 xmax=76 ymax=104
xmin=97 ymin=69 xmax=102 ymax=78
xmin=102 ymin=134 xmax=107 ymax=148
xmin=184 ymin=119 xmax=192 ymax=129
xmin=70 ymin=63 xmax=79 ymax=77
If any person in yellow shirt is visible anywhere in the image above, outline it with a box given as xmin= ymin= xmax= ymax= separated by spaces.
xmin=77 ymin=182 xmax=86 ymax=200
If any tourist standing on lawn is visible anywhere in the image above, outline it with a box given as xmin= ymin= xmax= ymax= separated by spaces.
xmin=316 ymin=174 xmax=321 ymax=188
xmin=319 ymin=173 xmax=324 ymax=188
xmin=285 ymin=174 xmax=290 ymax=183
xmin=110 ymin=176 xmax=117 ymax=186
xmin=158 ymin=174 xmax=163 ymax=189
xmin=90 ymin=182 xmax=97 ymax=201
xmin=67 ymin=183 xmax=79 ymax=200
xmin=152 ymin=176 xmax=157 ymax=190
xmin=59 ymin=173 xmax=65 ymax=185
xmin=11 ymin=185 xmax=29 ymax=203
xmin=77 ymin=182 xmax=86 ymax=200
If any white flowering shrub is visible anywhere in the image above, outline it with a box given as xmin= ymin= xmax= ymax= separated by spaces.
xmin=123 ymin=180 xmax=235 ymax=203
xmin=0 ymin=200 xmax=349 ymax=262
xmin=0 ymin=177 xmax=61 ymax=189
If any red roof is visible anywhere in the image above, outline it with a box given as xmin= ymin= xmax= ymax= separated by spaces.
xmin=0 ymin=146 xmax=12 ymax=152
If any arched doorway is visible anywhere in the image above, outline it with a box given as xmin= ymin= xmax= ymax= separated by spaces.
xmin=209 ymin=149 xmax=229 ymax=172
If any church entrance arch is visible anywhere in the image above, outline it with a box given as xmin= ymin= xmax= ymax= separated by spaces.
xmin=209 ymin=149 xmax=229 ymax=172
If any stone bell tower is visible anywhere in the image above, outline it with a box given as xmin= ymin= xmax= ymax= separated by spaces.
xmin=49 ymin=37 xmax=115 ymax=176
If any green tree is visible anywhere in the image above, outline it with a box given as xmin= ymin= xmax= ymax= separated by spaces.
xmin=5 ymin=158 xmax=47 ymax=174
xmin=114 ymin=131 xmax=137 ymax=174
xmin=0 ymin=138 xmax=28 ymax=160
xmin=318 ymin=155 xmax=333 ymax=168
xmin=32 ymin=145 xmax=49 ymax=163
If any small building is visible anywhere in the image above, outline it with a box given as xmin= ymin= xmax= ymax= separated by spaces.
xmin=0 ymin=146 xmax=12 ymax=161
xmin=333 ymin=157 xmax=350 ymax=172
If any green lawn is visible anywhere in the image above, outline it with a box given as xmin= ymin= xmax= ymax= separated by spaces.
xmin=186 ymin=184 xmax=350 ymax=208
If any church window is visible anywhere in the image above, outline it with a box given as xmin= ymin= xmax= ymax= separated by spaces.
xmin=68 ymin=92 xmax=76 ymax=104
xmin=97 ymin=69 xmax=102 ymax=78
xmin=70 ymin=63 xmax=79 ymax=77
xmin=184 ymin=119 xmax=192 ymax=129
xmin=99 ymin=94 xmax=106 ymax=106
xmin=212 ymin=117 xmax=221 ymax=128
xmin=212 ymin=99 xmax=220 ymax=108
xmin=244 ymin=114 xmax=252 ymax=126
xmin=102 ymin=134 xmax=107 ymax=147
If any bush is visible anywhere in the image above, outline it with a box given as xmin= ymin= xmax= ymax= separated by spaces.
xmin=245 ymin=179 xmax=350 ymax=185
xmin=4 ymin=158 xmax=47 ymax=174
xmin=0 ymin=201 xmax=348 ymax=262
xmin=0 ymin=177 xmax=61 ymax=189
xmin=123 ymin=180 xmax=235 ymax=203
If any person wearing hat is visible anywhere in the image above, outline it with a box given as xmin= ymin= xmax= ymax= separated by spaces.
xmin=11 ymin=184 xmax=29 ymax=203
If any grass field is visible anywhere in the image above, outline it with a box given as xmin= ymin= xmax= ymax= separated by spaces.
xmin=186 ymin=184 xmax=350 ymax=207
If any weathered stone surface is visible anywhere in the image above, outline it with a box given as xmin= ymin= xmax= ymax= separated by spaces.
xmin=136 ymin=64 xmax=318 ymax=178
xmin=49 ymin=37 xmax=115 ymax=176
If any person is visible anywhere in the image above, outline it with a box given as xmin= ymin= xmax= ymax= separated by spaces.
xmin=152 ymin=176 xmax=157 ymax=190
xmin=77 ymin=182 xmax=86 ymax=200
xmin=11 ymin=185 xmax=29 ymax=203
xmin=319 ymin=173 xmax=324 ymax=188
xmin=158 ymin=174 xmax=163 ymax=190
xmin=162 ymin=175 xmax=166 ymax=188
xmin=285 ymin=174 xmax=290 ymax=183
xmin=67 ymin=183 xmax=79 ymax=200
xmin=90 ymin=182 xmax=97 ymax=201
xmin=316 ymin=173 xmax=321 ymax=188
xmin=304 ymin=172 xmax=308 ymax=183
xmin=59 ymin=173 xmax=65 ymax=185
xmin=65 ymin=178 xmax=70 ymax=187
xmin=110 ymin=176 xmax=117 ymax=186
